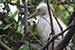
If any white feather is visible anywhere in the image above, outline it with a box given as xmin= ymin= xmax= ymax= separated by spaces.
xmin=36 ymin=2 xmax=71 ymax=50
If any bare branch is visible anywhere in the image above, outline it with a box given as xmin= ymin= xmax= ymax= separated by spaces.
xmin=42 ymin=24 xmax=75 ymax=50
xmin=0 ymin=40 xmax=12 ymax=50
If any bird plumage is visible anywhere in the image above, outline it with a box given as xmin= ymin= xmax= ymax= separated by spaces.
xmin=36 ymin=2 xmax=71 ymax=50
xmin=36 ymin=2 xmax=67 ymax=42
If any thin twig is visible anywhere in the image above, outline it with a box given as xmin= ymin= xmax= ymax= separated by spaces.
xmin=45 ymin=0 xmax=55 ymax=49
xmin=55 ymin=25 xmax=75 ymax=50
xmin=42 ymin=24 xmax=75 ymax=50
xmin=0 ymin=40 xmax=12 ymax=50
xmin=12 ymin=0 xmax=30 ymax=50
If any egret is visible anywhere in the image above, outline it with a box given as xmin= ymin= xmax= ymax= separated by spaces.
xmin=36 ymin=2 xmax=66 ymax=43
xmin=28 ymin=1 xmax=71 ymax=50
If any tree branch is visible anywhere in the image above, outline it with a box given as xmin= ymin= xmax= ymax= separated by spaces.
xmin=0 ymin=40 xmax=12 ymax=50
xmin=41 ymin=23 xmax=75 ymax=50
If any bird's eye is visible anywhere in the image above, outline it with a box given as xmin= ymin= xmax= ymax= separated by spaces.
xmin=38 ymin=9 xmax=41 ymax=12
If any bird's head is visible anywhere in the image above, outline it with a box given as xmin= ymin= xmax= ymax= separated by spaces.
xmin=28 ymin=2 xmax=54 ymax=19
xmin=36 ymin=2 xmax=48 ymax=15
xmin=36 ymin=2 xmax=54 ymax=16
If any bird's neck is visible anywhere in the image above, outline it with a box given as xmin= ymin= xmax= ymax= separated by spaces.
xmin=40 ymin=13 xmax=49 ymax=18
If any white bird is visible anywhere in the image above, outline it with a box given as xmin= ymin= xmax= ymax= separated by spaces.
xmin=36 ymin=2 xmax=66 ymax=42
xmin=36 ymin=2 xmax=71 ymax=50
xmin=28 ymin=1 xmax=71 ymax=50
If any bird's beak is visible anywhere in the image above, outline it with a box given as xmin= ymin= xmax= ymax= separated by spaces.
xmin=27 ymin=10 xmax=40 ymax=19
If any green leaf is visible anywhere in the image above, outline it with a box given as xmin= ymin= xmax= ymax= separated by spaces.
xmin=15 ymin=32 xmax=22 ymax=40
xmin=11 ymin=10 xmax=18 ymax=17
xmin=59 ymin=11 xmax=69 ymax=24
xmin=59 ymin=5 xmax=65 ymax=11
xmin=19 ymin=44 xmax=30 ymax=50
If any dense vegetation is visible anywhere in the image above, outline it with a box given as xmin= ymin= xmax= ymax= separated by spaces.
xmin=0 ymin=0 xmax=75 ymax=50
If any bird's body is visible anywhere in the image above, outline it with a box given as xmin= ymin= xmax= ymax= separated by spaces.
xmin=36 ymin=2 xmax=71 ymax=50
xmin=28 ymin=2 xmax=71 ymax=50
xmin=36 ymin=2 xmax=66 ymax=43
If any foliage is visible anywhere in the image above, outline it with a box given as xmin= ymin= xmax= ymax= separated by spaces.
xmin=0 ymin=0 xmax=75 ymax=50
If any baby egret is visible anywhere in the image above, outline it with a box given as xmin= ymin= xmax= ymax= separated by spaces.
xmin=28 ymin=2 xmax=71 ymax=50
xmin=36 ymin=2 xmax=71 ymax=50
xmin=36 ymin=2 xmax=67 ymax=42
